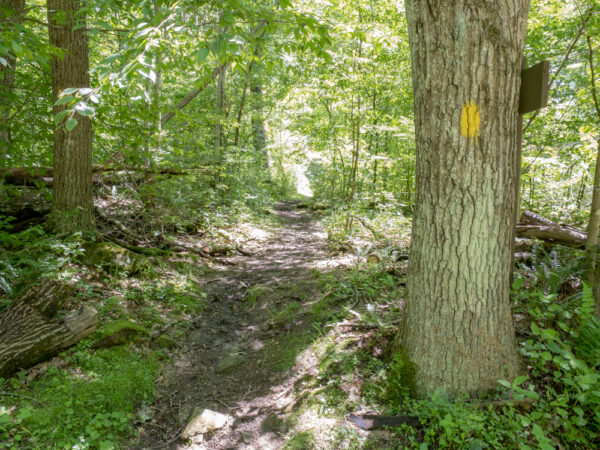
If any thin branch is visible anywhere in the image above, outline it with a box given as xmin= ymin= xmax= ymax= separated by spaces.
xmin=523 ymin=6 xmax=596 ymax=133
xmin=585 ymin=33 xmax=600 ymax=119
xmin=0 ymin=391 xmax=40 ymax=403
xmin=161 ymin=20 xmax=268 ymax=126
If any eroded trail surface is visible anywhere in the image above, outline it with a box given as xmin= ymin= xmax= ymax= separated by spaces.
xmin=139 ymin=201 xmax=347 ymax=449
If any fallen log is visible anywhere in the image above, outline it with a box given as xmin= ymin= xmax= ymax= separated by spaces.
xmin=520 ymin=210 xmax=556 ymax=227
xmin=347 ymin=398 xmax=535 ymax=431
xmin=0 ymin=166 xmax=212 ymax=186
xmin=0 ymin=280 xmax=97 ymax=378
xmin=516 ymin=210 xmax=586 ymax=248
xmin=516 ymin=225 xmax=586 ymax=248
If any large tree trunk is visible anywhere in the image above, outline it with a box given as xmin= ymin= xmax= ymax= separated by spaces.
xmin=0 ymin=280 xmax=97 ymax=378
xmin=398 ymin=0 xmax=530 ymax=395
xmin=0 ymin=0 xmax=25 ymax=166
xmin=47 ymin=0 xmax=94 ymax=232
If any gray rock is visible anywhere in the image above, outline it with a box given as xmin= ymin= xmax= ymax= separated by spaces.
xmin=180 ymin=408 xmax=230 ymax=440
xmin=215 ymin=353 xmax=244 ymax=373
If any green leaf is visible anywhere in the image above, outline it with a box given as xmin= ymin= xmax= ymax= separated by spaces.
xmin=522 ymin=389 xmax=540 ymax=400
xmin=62 ymin=87 xmax=79 ymax=95
xmin=55 ymin=95 xmax=76 ymax=106
xmin=65 ymin=118 xmax=78 ymax=131
xmin=16 ymin=408 xmax=32 ymax=420
xmin=75 ymin=103 xmax=95 ymax=117
xmin=513 ymin=375 xmax=529 ymax=387
xmin=498 ymin=379 xmax=511 ymax=388
xmin=221 ymin=10 xmax=235 ymax=25
xmin=196 ymin=47 xmax=210 ymax=63
xmin=531 ymin=423 xmax=545 ymax=442
xmin=54 ymin=109 xmax=69 ymax=125
xmin=11 ymin=40 xmax=21 ymax=54
xmin=138 ymin=69 xmax=156 ymax=83
xmin=101 ymin=53 xmax=120 ymax=65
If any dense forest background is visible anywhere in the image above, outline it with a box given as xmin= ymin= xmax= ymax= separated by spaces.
xmin=2 ymin=0 xmax=599 ymax=222
xmin=0 ymin=0 xmax=599 ymax=448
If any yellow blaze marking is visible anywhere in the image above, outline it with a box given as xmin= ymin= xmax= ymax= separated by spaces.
xmin=460 ymin=101 xmax=480 ymax=138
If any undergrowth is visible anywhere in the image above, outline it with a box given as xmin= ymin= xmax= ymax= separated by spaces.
xmin=0 ymin=182 xmax=285 ymax=448
xmin=0 ymin=347 xmax=159 ymax=449
xmin=284 ymin=250 xmax=599 ymax=449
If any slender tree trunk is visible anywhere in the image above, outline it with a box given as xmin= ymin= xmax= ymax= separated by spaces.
xmin=214 ymin=64 xmax=226 ymax=155
xmin=234 ymin=58 xmax=255 ymax=148
xmin=347 ymin=94 xmax=360 ymax=204
xmin=153 ymin=2 xmax=162 ymax=153
xmin=347 ymin=39 xmax=362 ymax=207
xmin=398 ymin=0 xmax=529 ymax=395
xmin=583 ymin=32 xmax=600 ymax=317
xmin=251 ymin=72 xmax=269 ymax=178
xmin=47 ymin=0 xmax=94 ymax=232
xmin=144 ymin=76 xmax=152 ymax=155
xmin=368 ymin=90 xmax=379 ymax=195
xmin=0 ymin=0 xmax=25 ymax=166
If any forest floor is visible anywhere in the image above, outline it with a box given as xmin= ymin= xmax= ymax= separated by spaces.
xmin=137 ymin=200 xmax=397 ymax=449
xmin=2 ymin=195 xmax=597 ymax=448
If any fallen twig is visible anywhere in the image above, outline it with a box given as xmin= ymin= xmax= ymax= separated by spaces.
xmin=0 ymin=391 xmax=40 ymax=403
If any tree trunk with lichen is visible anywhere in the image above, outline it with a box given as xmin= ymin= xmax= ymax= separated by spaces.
xmin=397 ymin=0 xmax=530 ymax=396
xmin=47 ymin=0 xmax=94 ymax=232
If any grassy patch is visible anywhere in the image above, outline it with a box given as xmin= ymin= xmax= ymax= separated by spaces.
xmin=0 ymin=347 xmax=160 ymax=449
xmin=284 ymin=430 xmax=316 ymax=449
xmin=262 ymin=331 xmax=316 ymax=372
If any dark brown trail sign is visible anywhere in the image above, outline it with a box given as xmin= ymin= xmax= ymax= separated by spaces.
xmin=512 ymin=59 xmax=550 ymax=274
xmin=519 ymin=60 xmax=550 ymax=114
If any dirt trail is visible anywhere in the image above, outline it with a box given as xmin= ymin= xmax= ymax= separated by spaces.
xmin=139 ymin=201 xmax=345 ymax=449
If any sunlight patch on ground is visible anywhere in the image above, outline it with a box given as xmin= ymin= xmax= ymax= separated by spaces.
xmin=316 ymin=253 xmax=359 ymax=269
xmin=236 ymin=223 xmax=272 ymax=242
xmin=292 ymin=407 xmax=343 ymax=448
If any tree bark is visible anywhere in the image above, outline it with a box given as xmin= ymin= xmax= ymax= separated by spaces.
xmin=251 ymin=73 xmax=269 ymax=177
xmin=47 ymin=0 xmax=94 ymax=232
xmin=0 ymin=280 xmax=97 ymax=378
xmin=398 ymin=0 xmax=529 ymax=395
xmin=0 ymin=0 xmax=25 ymax=166
xmin=214 ymin=64 xmax=226 ymax=154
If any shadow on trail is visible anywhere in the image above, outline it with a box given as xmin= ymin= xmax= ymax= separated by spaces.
xmin=138 ymin=200 xmax=352 ymax=449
